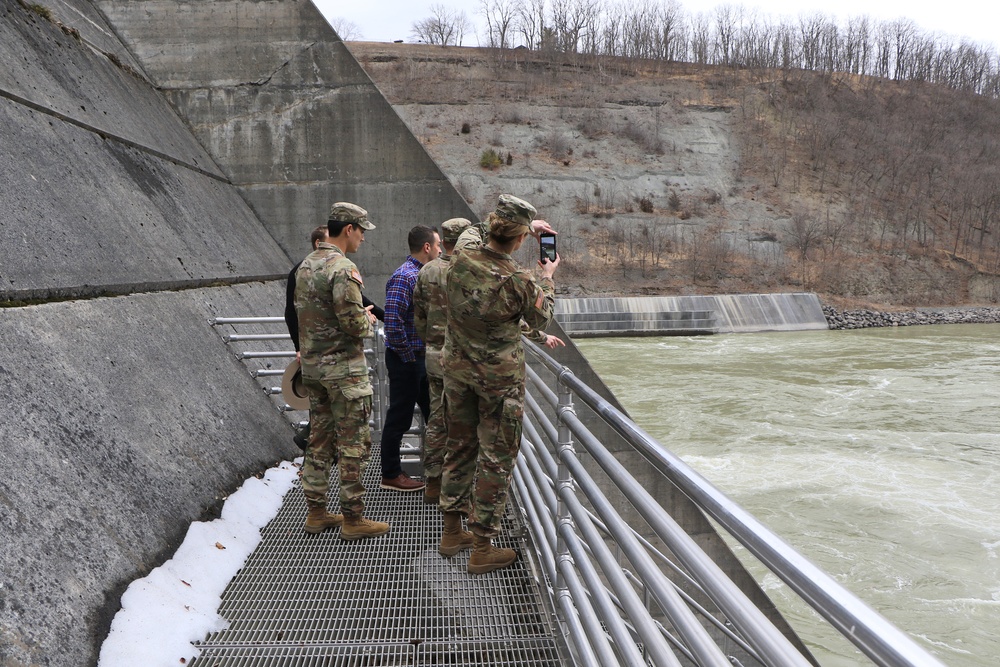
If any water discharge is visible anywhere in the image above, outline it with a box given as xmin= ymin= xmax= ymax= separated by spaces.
xmin=576 ymin=325 xmax=1000 ymax=666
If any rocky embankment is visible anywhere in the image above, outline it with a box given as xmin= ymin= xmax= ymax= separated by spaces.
xmin=823 ymin=305 xmax=1000 ymax=329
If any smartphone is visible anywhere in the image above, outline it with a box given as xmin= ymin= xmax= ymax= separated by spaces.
xmin=539 ymin=233 xmax=557 ymax=263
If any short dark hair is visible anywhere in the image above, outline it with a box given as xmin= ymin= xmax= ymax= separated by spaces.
xmin=408 ymin=225 xmax=438 ymax=253
xmin=328 ymin=218 xmax=354 ymax=237
xmin=310 ymin=226 xmax=327 ymax=247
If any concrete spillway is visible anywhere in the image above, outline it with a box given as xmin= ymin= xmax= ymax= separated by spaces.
xmin=556 ymin=293 xmax=829 ymax=336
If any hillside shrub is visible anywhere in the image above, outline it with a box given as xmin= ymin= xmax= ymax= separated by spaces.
xmin=479 ymin=148 xmax=502 ymax=169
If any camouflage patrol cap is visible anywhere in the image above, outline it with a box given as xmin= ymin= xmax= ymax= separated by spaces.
xmin=329 ymin=202 xmax=376 ymax=230
xmin=495 ymin=194 xmax=535 ymax=228
xmin=490 ymin=194 xmax=536 ymax=238
xmin=440 ymin=217 xmax=472 ymax=243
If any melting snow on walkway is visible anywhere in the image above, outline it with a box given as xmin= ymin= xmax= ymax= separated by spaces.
xmin=97 ymin=458 xmax=301 ymax=667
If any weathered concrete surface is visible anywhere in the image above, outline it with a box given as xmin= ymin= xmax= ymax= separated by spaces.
xmin=0 ymin=2 xmax=291 ymax=302
xmin=95 ymin=0 xmax=476 ymax=295
xmin=0 ymin=283 xmax=299 ymax=666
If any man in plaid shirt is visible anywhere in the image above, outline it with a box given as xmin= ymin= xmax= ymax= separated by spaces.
xmin=380 ymin=225 xmax=441 ymax=491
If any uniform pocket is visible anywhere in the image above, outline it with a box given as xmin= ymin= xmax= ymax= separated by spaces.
xmin=339 ymin=377 xmax=374 ymax=401
xmin=501 ymin=397 xmax=523 ymax=422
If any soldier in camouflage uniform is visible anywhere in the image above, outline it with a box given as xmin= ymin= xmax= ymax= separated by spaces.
xmin=440 ymin=195 xmax=559 ymax=573
xmin=295 ymin=202 xmax=390 ymax=541
xmin=413 ymin=217 xmax=472 ymax=509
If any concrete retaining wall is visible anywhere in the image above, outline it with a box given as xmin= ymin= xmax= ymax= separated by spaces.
xmin=556 ymin=292 xmax=830 ymax=335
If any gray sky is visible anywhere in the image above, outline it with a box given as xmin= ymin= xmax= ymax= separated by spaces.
xmin=313 ymin=0 xmax=998 ymax=50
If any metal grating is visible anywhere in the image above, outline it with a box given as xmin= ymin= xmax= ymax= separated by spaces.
xmin=191 ymin=452 xmax=563 ymax=667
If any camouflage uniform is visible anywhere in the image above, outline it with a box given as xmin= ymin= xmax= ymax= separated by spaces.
xmin=296 ymin=239 xmax=374 ymax=520
xmin=454 ymin=219 xmax=551 ymax=346
xmin=413 ymin=218 xmax=471 ymax=483
xmin=440 ymin=199 xmax=555 ymax=537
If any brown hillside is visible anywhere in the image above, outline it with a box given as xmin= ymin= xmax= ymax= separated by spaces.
xmin=349 ymin=42 xmax=1000 ymax=308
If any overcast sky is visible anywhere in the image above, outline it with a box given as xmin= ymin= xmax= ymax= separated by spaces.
xmin=313 ymin=0 xmax=999 ymax=51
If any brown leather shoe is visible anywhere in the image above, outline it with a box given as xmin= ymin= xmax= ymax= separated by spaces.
xmin=380 ymin=473 xmax=425 ymax=492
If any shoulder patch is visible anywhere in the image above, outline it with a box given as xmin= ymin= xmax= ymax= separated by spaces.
xmin=350 ymin=268 xmax=364 ymax=286
xmin=534 ymin=289 xmax=545 ymax=309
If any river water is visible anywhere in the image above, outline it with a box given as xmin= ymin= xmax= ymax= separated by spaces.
xmin=575 ymin=325 xmax=1000 ymax=666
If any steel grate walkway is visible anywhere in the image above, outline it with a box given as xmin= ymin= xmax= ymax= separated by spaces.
xmin=190 ymin=455 xmax=565 ymax=667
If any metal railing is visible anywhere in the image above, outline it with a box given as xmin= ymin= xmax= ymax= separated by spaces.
xmin=210 ymin=316 xmax=387 ymax=434
xmin=518 ymin=339 xmax=947 ymax=667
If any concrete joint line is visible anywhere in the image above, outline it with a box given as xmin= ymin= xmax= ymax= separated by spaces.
xmin=0 ymin=87 xmax=230 ymax=184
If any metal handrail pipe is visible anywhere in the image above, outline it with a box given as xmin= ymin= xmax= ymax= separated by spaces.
xmin=558 ymin=519 xmax=652 ymax=667
xmin=524 ymin=376 xmax=760 ymax=660
xmin=555 ymin=558 xmax=616 ymax=667
xmin=237 ymin=351 xmax=296 ymax=359
xmin=514 ymin=456 xmax=557 ymax=572
xmin=557 ymin=479 xmax=683 ymax=666
xmin=560 ymin=407 xmax=810 ymax=667
xmin=526 ymin=381 xmax=761 ymax=660
xmin=520 ymin=421 xmax=649 ymax=665
xmin=527 ymin=365 xmax=559 ymax=408
xmin=558 ymin=441 xmax=733 ymax=667
xmin=581 ymin=508 xmax=762 ymax=661
xmin=514 ymin=452 xmax=616 ymax=667
xmin=517 ymin=441 xmax=557 ymax=544
xmin=522 ymin=415 xmax=559 ymax=487
xmin=526 ymin=343 xmax=947 ymax=667
xmin=525 ymin=415 xmax=692 ymax=663
xmin=223 ymin=333 xmax=290 ymax=342
xmin=212 ymin=317 xmax=285 ymax=325
xmin=524 ymin=391 xmax=560 ymax=466
xmin=252 ymin=369 xmax=285 ymax=377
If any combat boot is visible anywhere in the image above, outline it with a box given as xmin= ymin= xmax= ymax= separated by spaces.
xmin=423 ymin=476 xmax=441 ymax=504
xmin=340 ymin=516 xmax=390 ymax=541
xmin=438 ymin=512 xmax=474 ymax=557
xmin=467 ymin=534 xmax=517 ymax=574
xmin=303 ymin=506 xmax=344 ymax=534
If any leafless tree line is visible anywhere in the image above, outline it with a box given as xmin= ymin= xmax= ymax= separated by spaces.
xmin=473 ymin=0 xmax=1000 ymax=96
xmin=411 ymin=4 xmax=473 ymax=46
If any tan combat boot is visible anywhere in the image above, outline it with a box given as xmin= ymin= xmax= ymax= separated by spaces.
xmin=423 ymin=476 xmax=441 ymax=504
xmin=303 ymin=505 xmax=344 ymax=534
xmin=438 ymin=512 xmax=474 ymax=557
xmin=467 ymin=534 xmax=517 ymax=574
xmin=340 ymin=516 xmax=390 ymax=541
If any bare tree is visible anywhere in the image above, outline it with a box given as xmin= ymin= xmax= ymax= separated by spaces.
xmin=412 ymin=5 xmax=472 ymax=46
xmin=328 ymin=17 xmax=363 ymax=41
xmin=517 ymin=0 xmax=547 ymax=50
xmin=481 ymin=0 xmax=518 ymax=49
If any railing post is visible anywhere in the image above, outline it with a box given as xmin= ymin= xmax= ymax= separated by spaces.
xmin=555 ymin=370 xmax=576 ymax=612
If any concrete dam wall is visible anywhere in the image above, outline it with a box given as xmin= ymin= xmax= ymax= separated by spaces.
xmin=556 ymin=292 xmax=830 ymax=335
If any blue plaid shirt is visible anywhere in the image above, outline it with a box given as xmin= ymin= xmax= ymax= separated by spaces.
xmin=384 ymin=256 xmax=425 ymax=362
